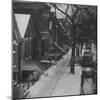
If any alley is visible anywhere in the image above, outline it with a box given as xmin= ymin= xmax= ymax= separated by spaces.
xmin=28 ymin=49 xmax=82 ymax=98
xmin=12 ymin=2 xmax=97 ymax=99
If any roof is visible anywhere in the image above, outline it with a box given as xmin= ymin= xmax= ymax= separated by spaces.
xmin=13 ymin=2 xmax=50 ymax=14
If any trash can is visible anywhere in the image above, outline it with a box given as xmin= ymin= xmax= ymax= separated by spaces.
xmin=80 ymin=55 xmax=95 ymax=94
xmin=13 ymin=84 xmax=24 ymax=99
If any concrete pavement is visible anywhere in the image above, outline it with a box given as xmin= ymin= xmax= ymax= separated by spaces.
xmin=52 ymin=65 xmax=82 ymax=96
xmin=27 ymin=49 xmax=82 ymax=98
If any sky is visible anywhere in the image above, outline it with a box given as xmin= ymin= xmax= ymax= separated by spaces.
xmin=15 ymin=14 xmax=31 ymax=38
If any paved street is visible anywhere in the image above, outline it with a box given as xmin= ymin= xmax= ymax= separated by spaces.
xmin=28 ymin=49 xmax=82 ymax=98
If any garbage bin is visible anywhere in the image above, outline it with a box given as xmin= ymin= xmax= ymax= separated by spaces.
xmin=80 ymin=55 xmax=95 ymax=94
xmin=13 ymin=84 xmax=24 ymax=99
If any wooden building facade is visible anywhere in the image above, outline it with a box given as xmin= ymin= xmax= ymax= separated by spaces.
xmin=12 ymin=2 xmax=51 ymax=82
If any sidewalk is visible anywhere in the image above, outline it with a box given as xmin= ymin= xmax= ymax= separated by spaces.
xmin=52 ymin=65 xmax=82 ymax=96
xmin=27 ymin=49 xmax=82 ymax=98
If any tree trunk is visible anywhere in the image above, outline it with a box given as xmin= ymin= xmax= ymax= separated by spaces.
xmin=76 ymin=45 xmax=79 ymax=56
xmin=70 ymin=42 xmax=76 ymax=74
xmin=81 ymin=42 xmax=83 ymax=56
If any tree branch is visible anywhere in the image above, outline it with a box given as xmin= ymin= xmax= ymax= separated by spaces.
xmin=54 ymin=18 xmax=73 ymax=43
xmin=66 ymin=4 xmax=69 ymax=14
xmin=52 ymin=4 xmax=73 ymax=24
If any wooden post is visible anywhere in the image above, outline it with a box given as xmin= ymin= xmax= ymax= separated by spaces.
xmin=18 ymin=41 xmax=22 ymax=84
xmin=70 ymin=42 xmax=76 ymax=74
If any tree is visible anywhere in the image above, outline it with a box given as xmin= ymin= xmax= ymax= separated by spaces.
xmin=51 ymin=3 xmax=97 ymax=74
